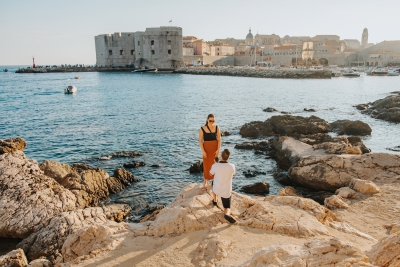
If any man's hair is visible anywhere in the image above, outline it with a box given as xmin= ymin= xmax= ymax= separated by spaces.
xmin=221 ymin=149 xmax=230 ymax=161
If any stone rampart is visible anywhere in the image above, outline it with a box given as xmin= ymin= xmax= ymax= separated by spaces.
xmin=174 ymin=67 xmax=332 ymax=79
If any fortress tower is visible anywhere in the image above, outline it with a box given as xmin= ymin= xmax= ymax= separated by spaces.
xmin=361 ymin=28 xmax=368 ymax=47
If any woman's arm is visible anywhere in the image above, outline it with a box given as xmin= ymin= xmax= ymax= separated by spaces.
xmin=216 ymin=126 xmax=221 ymax=156
xmin=199 ymin=128 xmax=207 ymax=158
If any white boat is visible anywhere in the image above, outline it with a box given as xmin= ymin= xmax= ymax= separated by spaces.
xmin=64 ymin=80 xmax=77 ymax=94
xmin=342 ymin=70 xmax=360 ymax=77
xmin=371 ymin=68 xmax=388 ymax=76
xmin=387 ymin=70 xmax=400 ymax=76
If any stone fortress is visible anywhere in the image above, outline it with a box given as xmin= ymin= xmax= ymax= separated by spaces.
xmin=95 ymin=26 xmax=183 ymax=70
xmin=95 ymin=26 xmax=400 ymax=69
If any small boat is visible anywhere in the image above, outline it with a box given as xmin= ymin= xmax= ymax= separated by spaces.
xmin=3 ymin=69 xmax=8 ymax=72
xmin=387 ymin=70 xmax=400 ymax=76
xmin=342 ymin=70 xmax=360 ymax=77
xmin=133 ymin=66 xmax=158 ymax=73
xmin=64 ymin=80 xmax=77 ymax=94
xmin=74 ymin=76 xmax=81 ymax=79
xmin=371 ymin=68 xmax=388 ymax=75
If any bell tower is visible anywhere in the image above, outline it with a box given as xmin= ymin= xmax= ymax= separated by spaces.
xmin=361 ymin=28 xmax=368 ymax=47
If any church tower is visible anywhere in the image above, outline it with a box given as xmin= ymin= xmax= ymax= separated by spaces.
xmin=361 ymin=28 xmax=368 ymax=47
xmin=246 ymin=28 xmax=254 ymax=46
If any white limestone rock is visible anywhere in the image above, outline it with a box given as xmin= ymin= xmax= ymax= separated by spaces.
xmin=324 ymin=195 xmax=349 ymax=210
xmin=335 ymin=187 xmax=356 ymax=198
xmin=351 ymin=179 xmax=380 ymax=194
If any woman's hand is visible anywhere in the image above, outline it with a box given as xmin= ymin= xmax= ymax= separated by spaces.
xmin=214 ymin=151 xmax=220 ymax=158
xmin=202 ymin=151 xmax=207 ymax=158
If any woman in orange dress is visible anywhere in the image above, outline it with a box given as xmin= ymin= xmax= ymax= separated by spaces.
xmin=198 ymin=114 xmax=221 ymax=189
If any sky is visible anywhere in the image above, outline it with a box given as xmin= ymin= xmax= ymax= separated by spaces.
xmin=1 ymin=0 xmax=399 ymax=65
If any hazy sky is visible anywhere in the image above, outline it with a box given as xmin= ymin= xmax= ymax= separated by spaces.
xmin=1 ymin=0 xmax=399 ymax=65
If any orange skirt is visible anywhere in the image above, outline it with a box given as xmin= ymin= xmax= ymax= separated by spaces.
xmin=203 ymin=140 xmax=218 ymax=180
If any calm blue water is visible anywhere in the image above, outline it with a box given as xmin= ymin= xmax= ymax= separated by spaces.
xmin=1 ymin=65 xmax=400 ymax=219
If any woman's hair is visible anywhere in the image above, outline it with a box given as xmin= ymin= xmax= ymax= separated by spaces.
xmin=205 ymin=114 xmax=215 ymax=126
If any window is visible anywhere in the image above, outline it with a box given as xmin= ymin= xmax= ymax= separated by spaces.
xmin=120 ymin=50 xmax=124 ymax=55
xmin=168 ymin=40 xmax=171 ymax=45
xmin=151 ymin=40 xmax=154 ymax=45
xmin=217 ymin=53 xmax=220 ymax=56
xmin=151 ymin=50 xmax=155 ymax=55
xmin=168 ymin=50 xmax=171 ymax=55
xmin=109 ymin=50 xmax=112 ymax=55
xmin=138 ymin=41 xmax=140 ymax=45
xmin=131 ymin=50 xmax=135 ymax=55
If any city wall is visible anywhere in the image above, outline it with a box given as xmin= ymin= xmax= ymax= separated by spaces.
xmin=174 ymin=67 xmax=332 ymax=79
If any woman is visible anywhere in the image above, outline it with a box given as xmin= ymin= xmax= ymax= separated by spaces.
xmin=198 ymin=114 xmax=221 ymax=189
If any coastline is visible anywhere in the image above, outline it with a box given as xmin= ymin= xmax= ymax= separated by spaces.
xmin=173 ymin=67 xmax=332 ymax=79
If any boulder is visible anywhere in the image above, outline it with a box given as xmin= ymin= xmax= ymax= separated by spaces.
xmin=360 ymin=94 xmax=400 ymax=123
xmin=235 ymin=141 xmax=270 ymax=151
xmin=0 ymin=248 xmax=28 ymax=267
xmin=239 ymin=121 xmax=273 ymax=138
xmin=278 ymin=186 xmax=303 ymax=197
xmin=351 ymin=179 xmax=380 ymax=194
xmin=27 ymin=259 xmax=52 ymax=267
xmin=267 ymin=115 xmax=331 ymax=136
xmin=273 ymin=170 xmax=292 ymax=185
xmin=324 ymin=195 xmax=349 ymax=210
xmin=355 ymin=104 xmax=368 ymax=110
xmin=113 ymin=168 xmax=140 ymax=184
xmin=242 ymin=170 xmax=266 ymax=178
xmin=289 ymin=153 xmax=400 ymax=192
xmin=242 ymin=182 xmax=270 ymax=194
xmin=239 ymin=238 xmax=372 ymax=267
xmin=0 ymin=137 xmax=26 ymax=154
xmin=17 ymin=204 xmax=130 ymax=263
xmin=330 ymin=120 xmax=372 ymax=136
xmin=369 ymin=231 xmax=400 ymax=267
xmin=40 ymin=161 xmax=118 ymax=209
xmin=189 ymin=161 xmax=203 ymax=173
xmin=335 ymin=187 xmax=356 ymax=199
xmin=0 ymin=151 xmax=77 ymax=238
xmin=220 ymin=131 xmax=230 ymax=136
xmin=304 ymin=108 xmax=316 ymax=112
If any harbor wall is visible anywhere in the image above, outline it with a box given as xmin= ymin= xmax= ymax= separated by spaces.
xmin=173 ymin=67 xmax=332 ymax=79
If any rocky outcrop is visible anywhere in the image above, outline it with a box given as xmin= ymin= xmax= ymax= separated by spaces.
xmin=369 ymin=231 xmax=400 ymax=267
xmin=17 ymin=204 xmax=130 ymax=263
xmin=241 ymin=182 xmax=270 ymax=194
xmin=235 ymin=140 xmax=270 ymax=151
xmin=263 ymin=107 xmax=277 ymax=112
xmin=0 ymin=137 xmax=26 ymax=154
xmin=331 ymin=120 xmax=372 ymax=136
xmin=136 ymin=184 xmax=336 ymax=238
xmin=335 ymin=187 xmax=356 ymax=199
xmin=278 ymin=186 xmax=303 ymax=197
xmin=0 ymin=248 xmax=28 ymax=267
xmin=239 ymin=121 xmax=273 ymax=138
xmin=359 ymin=93 xmax=400 ymax=123
xmin=324 ymin=195 xmax=349 ymax=210
xmin=27 ymin=259 xmax=52 ymax=267
xmin=0 ymin=151 xmax=78 ymax=238
xmin=351 ymin=179 xmax=380 ymax=194
xmin=289 ymin=153 xmax=400 ymax=192
xmin=40 ymin=161 xmax=138 ymax=208
xmin=239 ymin=238 xmax=372 ymax=267
xmin=123 ymin=161 xmax=145 ymax=168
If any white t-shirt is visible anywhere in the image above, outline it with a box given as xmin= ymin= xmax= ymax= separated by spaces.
xmin=210 ymin=162 xmax=236 ymax=198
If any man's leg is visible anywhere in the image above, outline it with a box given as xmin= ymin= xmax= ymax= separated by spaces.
xmin=221 ymin=196 xmax=236 ymax=223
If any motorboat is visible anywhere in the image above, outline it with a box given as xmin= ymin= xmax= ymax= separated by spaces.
xmin=342 ymin=70 xmax=360 ymax=77
xmin=133 ymin=66 xmax=158 ymax=73
xmin=3 ymin=69 xmax=8 ymax=72
xmin=371 ymin=68 xmax=388 ymax=75
xmin=64 ymin=80 xmax=77 ymax=94
xmin=387 ymin=70 xmax=400 ymax=76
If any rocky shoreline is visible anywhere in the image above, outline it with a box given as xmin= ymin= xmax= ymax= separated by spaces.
xmin=1 ymin=108 xmax=400 ymax=266
xmin=173 ymin=67 xmax=332 ymax=79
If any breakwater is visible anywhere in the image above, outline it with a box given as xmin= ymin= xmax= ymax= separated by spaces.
xmin=15 ymin=67 xmax=174 ymax=73
xmin=174 ymin=67 xmax=332 ymax=79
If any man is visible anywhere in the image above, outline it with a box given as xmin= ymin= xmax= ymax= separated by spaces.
xmin=209 ymin=149 xmax=236 ymax=223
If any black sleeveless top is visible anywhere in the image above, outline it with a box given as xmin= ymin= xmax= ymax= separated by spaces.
xmin=201 ymin=125 xmax=218 ymax=141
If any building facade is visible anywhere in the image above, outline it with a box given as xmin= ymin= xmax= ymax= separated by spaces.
xmin=95 ymin=26 xmax=183 ymax=69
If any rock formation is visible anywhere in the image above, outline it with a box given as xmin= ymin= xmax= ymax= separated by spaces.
xmin=17 ymin=204 xmax=130 ymax=263
xmin=0 ymin=137 xmax=26 ymax=154
xmin=330 ymin=120 xmax=372 ymax=136
xmin=358 ymin=92 xmax=400 ymax=123
xmin=289 ymin=153 xmax=400 ymax=192
xmin=0 ymin=248 xmax=28 ymax=267
xmin=369 ymin=231 xmax=400 ymax=267
xmin=241 ymin=182 xmax=270 ymax=194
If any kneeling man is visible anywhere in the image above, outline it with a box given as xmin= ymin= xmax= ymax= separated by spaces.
xmin=210 ymin=149 xmax=236 ymax=223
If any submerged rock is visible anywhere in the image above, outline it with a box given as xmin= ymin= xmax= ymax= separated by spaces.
xmin=330 ymin=120 xmax=372 ymax=136
xmin=241 ymin=182 xmax=270 ymax=194
xmin=189 ymin=161 xmax=203 ymax=173
xmin=263 ymin=107 xmax=277 ymax=112
xmin=303 ymin=108 xmax=316 ymax=112
xmin=0 ymin=137 xmax=26 ymax=154
xmin=123 ymin=161 xmax=145 ymax=168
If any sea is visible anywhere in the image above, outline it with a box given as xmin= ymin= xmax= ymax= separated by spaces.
xmin=1 ymin=65 xmax=400 ymax=223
